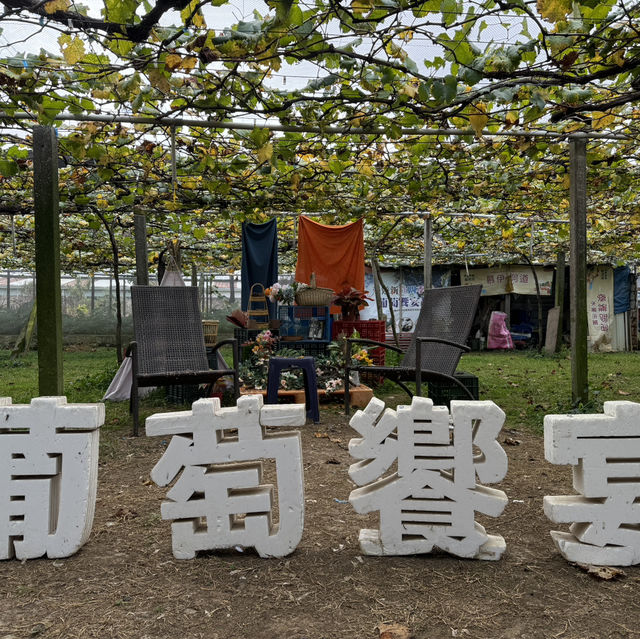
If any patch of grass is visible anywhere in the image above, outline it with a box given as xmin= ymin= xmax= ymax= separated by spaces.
xmin=2 ymin=347 xmax=640 ymax=438
xmin=0 ymin=348 xmax=120 ymax=403
xmin=461 ymin=349 xmax=640 ymax=433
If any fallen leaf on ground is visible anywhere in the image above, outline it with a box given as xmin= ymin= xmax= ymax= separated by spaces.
xmin=504 ymin=437 xmax=522 ymax=446
xmin=377 ymin=622 xmax=412 ymax=639
xmin=618 ymin=390 xmax=631 ymax=396
xmin=576 ymin=563 xmax=626 ymax=580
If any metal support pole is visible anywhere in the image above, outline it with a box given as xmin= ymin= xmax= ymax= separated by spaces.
xmin=423 ymin=215 xmax=433 ymax=290
xmin=134 ymin=213 xmax=149 ymax=285
xmin=229 ymin=274 xmax=236 ymax=303
xmin=569 ymin=136 xmax=589 ymax=405
xmin=191 ymin=263 xmax=197 ymax=287
xmin=555 ymin=251 xmax=566 ymax=352
xmin=0 ymin=110 xmax=631 ymax=141
xmin=33 ymin=126 xmax=63 ymax=394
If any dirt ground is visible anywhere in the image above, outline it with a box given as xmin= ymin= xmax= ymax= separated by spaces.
xmin=1 ymin=399 xmax=639 ymax=639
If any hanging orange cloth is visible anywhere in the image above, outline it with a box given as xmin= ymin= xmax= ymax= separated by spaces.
xmin=295 ymin=218 xmax=365 ymax=311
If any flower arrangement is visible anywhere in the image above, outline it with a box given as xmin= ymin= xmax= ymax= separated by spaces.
xmin=238 ymin=339 xmax=373 ymax=393
xmin=238 ymin=329 xmax=279 ymax=390
xmin=332 ymin=285 xmax=373 ymax=321
xmin=251 ymin=329 xmax=277 ymax=359
xmin=351 ymin=347 xmax=373 ymax=367
xmin=265 ymin=281 xmax=298 ymax=304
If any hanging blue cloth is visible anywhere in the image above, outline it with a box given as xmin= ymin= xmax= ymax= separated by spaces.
xmin=613 ymin=265 xmax=631 ymax=314
xmin=241 ymin=219 xmax=278 ymax=316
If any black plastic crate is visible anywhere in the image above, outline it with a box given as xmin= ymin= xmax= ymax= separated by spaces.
xmin=275 ymin=341 xmax=330 ymax=359
xmin=234 ymin=327 xmax=261 ymax=344
xmin=166 ymin=384 xmax=205 ymax=404
xmin=234 ymin=327 xmax=281 ymax=362
xmin=427 ymin=372 xmax=479 ymax=408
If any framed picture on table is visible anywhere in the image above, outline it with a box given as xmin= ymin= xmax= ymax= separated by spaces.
xmin=308 ymin=318 xmax=325 ymax=340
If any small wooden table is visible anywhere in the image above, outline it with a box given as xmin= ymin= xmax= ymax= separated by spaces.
xmin=241 ymin=385 xmax=374 ymax=409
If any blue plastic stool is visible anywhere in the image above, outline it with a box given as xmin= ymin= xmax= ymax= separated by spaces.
xmin=266 ymin=357 xmax=320 ymax=423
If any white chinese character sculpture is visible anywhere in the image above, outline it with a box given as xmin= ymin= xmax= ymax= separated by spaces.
xmin=0 ymin=396 xmax=104 ymax=560
xmin=544 ymin=401 xmax=640 ymax=566
xmin=146 ymin=395 xmax=305 ymax=559
xmin=348 ymin=396 xmax=508 ymax=560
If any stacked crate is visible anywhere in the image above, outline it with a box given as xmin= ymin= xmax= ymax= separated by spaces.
xmin=332 ymin=320 xmax=386 ymax=365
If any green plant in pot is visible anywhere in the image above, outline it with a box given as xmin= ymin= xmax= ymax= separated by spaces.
xmin=333 ymin=286 xmax=372 ymax=321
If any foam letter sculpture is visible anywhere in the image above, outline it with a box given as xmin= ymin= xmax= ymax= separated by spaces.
xmin=348 ymin=396 xmax=508 ymax=559
xmin=544 ymin=401 xmax=640 ymax=566
xmin=0 ymin=396 xmax=104 ymax=560
xmin=146 ymin=395 xmax=305 ymax=559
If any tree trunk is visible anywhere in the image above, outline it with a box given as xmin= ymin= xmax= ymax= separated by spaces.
xmin=371 ymin=254 xmax=384 ymax=321
xmin=375 ymin=259 xmax=398 ymax=346
xmin=97 ymin=211 xmax=123 ymax=363
xmin=370 ymin=218 xmax=403 ymax=346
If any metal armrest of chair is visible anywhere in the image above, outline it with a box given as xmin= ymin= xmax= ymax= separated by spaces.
xmin=346 ymin=337 xmax=403 ymax=354
xmin=128 ymin=341 xmax=141 ymax=436
xmin=346 ymin=337 xmax=403 ymax=373
xmin=343 ymin=338 xmax=402 ymax=416
xmin=414 ymin=336 xmax=471 ymax=351
xmin=414 ymin=337 xmax=471 ymax=397
xmin=209 ymin=338 xmax=239 ymax=364
xmin=207 ymin=337 xmax=240 ymax=398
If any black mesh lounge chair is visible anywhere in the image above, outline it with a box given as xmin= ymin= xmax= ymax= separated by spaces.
xmin=129 ymin=285 xmax=239 ymax=435
xmin=344 ymin=284 xmax=482 ymax=415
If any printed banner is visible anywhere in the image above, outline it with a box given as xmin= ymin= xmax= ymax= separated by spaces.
xmin=587 ymin=266 xmax=615 ymax=350
xmin=360 ymin=268 xmax=451 ymax=332
xmin=460 ymin=266 xmax=553 ymax=296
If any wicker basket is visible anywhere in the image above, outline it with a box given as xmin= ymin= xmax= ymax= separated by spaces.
xmin=202 ymin=320 xmax=219 ymax=346
xmin=295 ymin=272 xmax=334 ymax=306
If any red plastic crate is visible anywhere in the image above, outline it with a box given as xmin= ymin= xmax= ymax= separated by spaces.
xmin=332 ymin=320 xmax=386 ymax=365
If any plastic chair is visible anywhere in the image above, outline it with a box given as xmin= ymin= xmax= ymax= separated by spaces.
xmin=129 ymin=285 xmax=239 ymax=435
xmin=344 ymin=284 xmax=482 ymax=415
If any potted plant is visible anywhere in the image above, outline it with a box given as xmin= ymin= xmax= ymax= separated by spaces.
xmin=333 ymin=286 xmax=372 ymax=321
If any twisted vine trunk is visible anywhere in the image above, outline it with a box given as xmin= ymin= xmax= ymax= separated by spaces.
xmin=96 ymin=211 xmax=123 ymax=363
